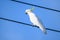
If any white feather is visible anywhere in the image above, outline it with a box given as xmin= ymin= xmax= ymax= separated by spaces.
xmin=25 ymin=9 xmax=47 ymax=34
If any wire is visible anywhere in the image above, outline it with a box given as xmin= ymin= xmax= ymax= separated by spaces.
xmin=11 ymin=0 xmax=60 ymax=12
xmin=0 ymin=17 xmax=60 ymax=33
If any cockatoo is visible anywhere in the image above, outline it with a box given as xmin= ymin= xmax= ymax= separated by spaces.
xmin=25 ymin=8 xmax=47 ymax=34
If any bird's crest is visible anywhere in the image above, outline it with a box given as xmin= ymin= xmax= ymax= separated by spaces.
xmin=30 ymin=7 xmax=34 ymax=11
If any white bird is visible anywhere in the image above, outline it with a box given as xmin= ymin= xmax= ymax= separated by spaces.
xmin=25 ymin=8 xmax=47 ymax=34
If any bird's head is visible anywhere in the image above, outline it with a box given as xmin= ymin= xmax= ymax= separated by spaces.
xmin=25 ymin=8 xmax=34 ymax=14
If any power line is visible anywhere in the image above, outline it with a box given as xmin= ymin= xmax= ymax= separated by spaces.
xmin=11 ymin=0 xmax=60 ymax=12
xmin=0 ymin=17 xmax=60 ymax=33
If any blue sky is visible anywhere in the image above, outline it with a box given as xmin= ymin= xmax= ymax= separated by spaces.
xmin=0 ymin=0 xmax=60 ymax=40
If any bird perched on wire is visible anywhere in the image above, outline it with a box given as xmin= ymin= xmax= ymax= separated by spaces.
xmin=25 ymin=8 xmax=47 ymax=34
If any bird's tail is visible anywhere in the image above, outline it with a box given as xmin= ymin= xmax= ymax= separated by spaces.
xmin=39 ymin=25 xmax=47 ymax=34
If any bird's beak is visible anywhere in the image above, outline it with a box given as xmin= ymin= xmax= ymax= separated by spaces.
xmin=25 ymin=13 xmax=27 ymax=14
